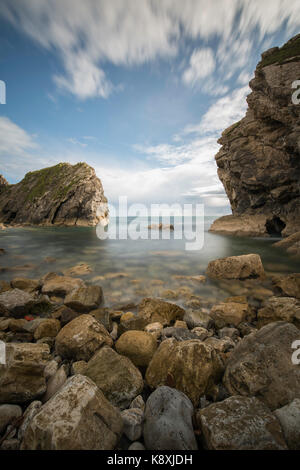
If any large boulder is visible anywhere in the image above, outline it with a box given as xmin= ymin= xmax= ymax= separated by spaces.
xmin=64 ymin=286 xmax=103 ymax=312
xmin=210 ymin=302 xmax=250 ymax=328
xmin=115 ymin=331 xmax=157 ymax=367
xmin=0 ymin=162 xmax=107 ymax=227
xmin=224 ymin=322 xmax=300 ymax=410
xmin=41 ymin=273 xmax=85 ymax=296
xmin=257 ymin=296 xmax=300 ymax=328
xmin=55 ymin=314 xmax=112 ymax=361
xmin=146 ymin=338 xmax=223 ymax=407
xmin=197 ymin=396 xmax=287 ymax=450
xmin=0 ymin=343 xmax=50 ymax=403
xmin=21 ymin=375 xmax=123 ymax=450
xmin=206 ymin=254 xmax=265 ymax=280
xmin=274 ymin=398 xmax=300 ymax=450
xmin=84 ymin=346 xmax=144 ymax=409
xmin=138 ymin=298 xmax=185 ymax=326
xmin=143 ymin=386 xmax=198 ymax=450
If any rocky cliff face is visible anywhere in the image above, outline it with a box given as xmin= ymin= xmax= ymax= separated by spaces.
xmin=210 ymin=34 xmax=300 ymax=238
xmin=0 ymin=163 xmax=107 ymax=226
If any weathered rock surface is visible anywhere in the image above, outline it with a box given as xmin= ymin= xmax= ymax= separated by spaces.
xmin=257 ymin=296 xmax=300 ymax=328
xmin=197 ymin=396 xmax=287 ymax=450
xmin=121 ymin=408 xmax=144 ymax=441
xmin=115 ymin=330 xmax=157 ymax=367
xmin=224 ymin=322 xmax=300 ymax=410
xmin=206 ymin=254 xmax=265 ymax=280
xmin=143 ymin=386 xmax=198 ymax=450
xmin=274 ymin=398 xmax=300 ymax=450
xmin=21 ymin=375 xmax=123 ymax=450
xmin=210 ymin=301 xmax=251 ymax=328
xmin=138 ymin=298 xmax=185 ymax=326
xmin=55 ymin=314 xmax=112 ymax=361
xmin=210 ymin=35 xmax=300 ymax=237
xmin=64 ymin=285 xmax=103 ymax=312
xmin=0 ymin=163 xmax=107 ymax=226
xmin=84 ymin=346 xmax=144 ymax=409
xmin=0 ymin=404 xmax=22 ymax=434
xmin=34 ymin=319 xmax=61 ymax=340
xmin=0 ymin=288 xmax=51 ymax=317
xmin=41 ymin=273 xmax=85 ymax=296
xmin=0 ymin=343 xmax=50 ymax=403
xmin=271 ymin=273 xmax=300 ymax=299
xmin=146 ymin=338 xmax=223 ymax=407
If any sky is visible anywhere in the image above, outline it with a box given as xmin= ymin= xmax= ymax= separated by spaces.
xmin=0 ymin=1 xmax=300 ymax=215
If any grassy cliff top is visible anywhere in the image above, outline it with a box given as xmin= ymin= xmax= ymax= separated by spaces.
xmin=259 ymin=34 xmax=300 ymax=68
xmin=19 ymin=162 xmax=94 ymax=202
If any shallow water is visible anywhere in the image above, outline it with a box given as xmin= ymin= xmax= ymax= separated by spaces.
xmin=0 ymin=216 xmax=299 ymax=310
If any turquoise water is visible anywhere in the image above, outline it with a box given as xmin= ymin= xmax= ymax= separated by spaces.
xmin=0 ymin=216 xmax=299 ymax=310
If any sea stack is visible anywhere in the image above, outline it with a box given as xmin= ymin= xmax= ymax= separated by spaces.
xmin=0 ymin=162 xmax=107 ymax=226
xmin=210 ymin=34 xmax=300 ymax=238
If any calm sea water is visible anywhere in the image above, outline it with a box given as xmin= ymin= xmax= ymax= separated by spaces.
xmin=0 ymin=216 xmax=299 ymax=310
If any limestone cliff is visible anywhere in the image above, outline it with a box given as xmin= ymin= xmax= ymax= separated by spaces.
xmin=210 ymin=34 xmax=300 ymax=238
xmin=0 ymin=163 xmax=107 ymax=226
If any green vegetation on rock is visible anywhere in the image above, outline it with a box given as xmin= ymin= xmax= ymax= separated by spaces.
xmin=259 ymin=35 xmax=300 ymax=68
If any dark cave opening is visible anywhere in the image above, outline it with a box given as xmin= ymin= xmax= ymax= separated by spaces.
xmin=265 ymin=216 xmax=286 ymax=237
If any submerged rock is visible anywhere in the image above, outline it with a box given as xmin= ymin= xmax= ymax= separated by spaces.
xmin=197 ymin=396 xmax=287 ymax=450
xmin=21 ymin=375 xmax=123 ymax=450
xmin=0 ymin=162 xmax=107 ymax=226
xmin=143 ymin=386 xmax=198 ymax=450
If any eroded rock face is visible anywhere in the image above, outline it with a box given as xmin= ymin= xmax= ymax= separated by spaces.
xmin=0 ymin=162 xmax=107 ymax=226
xmin=0 ymin=343 xmax=50 ymax=403
xmin=210 ymin=35 xmax=300 ymax=237
xmin=144 ymin=386 xmax=198 ymax=450
xmin=274 ymin=398 xmax=300 ymax=450
xmin=197 ymin=396 xmax=287 ymax=450
xmin=21 ymin=375 xmax=123 ymax=450
xmin=223 ymin=322 xmax=300 ymax=410
xmin=55 ymin=314 xmax=113 ymax=361
xmin=146 ymin=338 xmax=223 ymax=407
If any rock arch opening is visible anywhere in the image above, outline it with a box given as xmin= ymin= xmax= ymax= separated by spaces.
xmin=265 ymin=216 xmax=286 ymax=237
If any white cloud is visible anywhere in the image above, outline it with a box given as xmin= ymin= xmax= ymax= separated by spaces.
xmin=0 ymin=116 xmax=37 ymax=156
xmin=184 ymin=85 xmax=249 ymax=135
xmin=182 ymin=48 xmax=216 ymax=86
xmin=1 ymin=1 xmax=300 ymax=99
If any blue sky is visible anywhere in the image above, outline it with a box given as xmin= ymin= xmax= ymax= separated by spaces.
xmin=0 ymin=1 xmax=300 ymax=214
